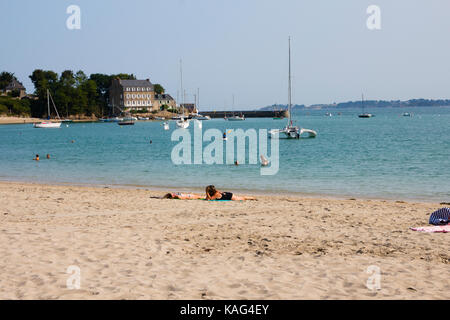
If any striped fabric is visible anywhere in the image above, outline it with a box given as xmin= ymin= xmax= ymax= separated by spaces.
xmin=429 ymin=208 xmax=450 ymax=225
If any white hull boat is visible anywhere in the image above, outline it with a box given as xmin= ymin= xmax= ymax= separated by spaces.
xmin=34 ymin=89 xmax=62 ymax=129
xmin=358 ymin=94 xmax=374 ymax=118
xmin=176 ymin=118 xmax=190 ymax=129
xmin=34 ymin=122 xmax=62 ymax=128
xmin=269 ymin=126 xmax=317 ymax=139
xmin=270 ymin=37 xmax=316 ymax=140
xmin=227 ymin=115 xmax=245 ymax=121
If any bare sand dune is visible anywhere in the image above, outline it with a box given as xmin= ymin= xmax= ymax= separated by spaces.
xmin=0 ymin=182 xmax=448 ymax=299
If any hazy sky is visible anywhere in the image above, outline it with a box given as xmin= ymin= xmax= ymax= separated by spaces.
xmin=1 ymin=0 xmax=450 ymax=110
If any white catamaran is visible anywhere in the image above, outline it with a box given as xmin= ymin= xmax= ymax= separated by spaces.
xmin=34 ymin=89 xmax=62 ymax=128
xmin=270 ymin=37 xmax=316 ymax=139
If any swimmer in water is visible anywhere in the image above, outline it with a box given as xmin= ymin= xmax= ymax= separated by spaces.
xmin=46 ymin=154 xmax=50 ymax=159
xmin=33 ymin=154 xmax=40 ymax=161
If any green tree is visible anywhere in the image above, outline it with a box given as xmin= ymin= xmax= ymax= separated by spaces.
xmin=0 ymin=71 xmax=15 ymax=90
xmin=154 ymin=84 xmax=165 ymax=94
xmin=10 ymin=89 xmax=21 ymax=97
xmin=113 ymin=73 xmax=136 ymax=80
xmin=29 ymin=69 xmax=58 ymax=117
xmin=74 ymin=70 xmax=87 ymax=87
xmin=81 ymin=79 xmax=99 ymax=115
xmin=60 ymin=70 xmax=75 ymax=87
xmin=0 ymin=104 xmax=8 ymax=114
xmin=90 ymin=73 xmax=136 ymax=116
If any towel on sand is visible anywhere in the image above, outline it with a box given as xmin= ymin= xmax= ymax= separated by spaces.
xmin=410 ymin=225 xmax=450 ymax=233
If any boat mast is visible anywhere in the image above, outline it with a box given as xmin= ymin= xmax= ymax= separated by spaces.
xmin=362 ymin=93 xmax=365 ymax=114
xmin=288 ymin=37 xmax=292 ymax=126
xmin=184 ymin=90 xmax=186 ymax=116
xmin=180 ymin=59 xmax=184 ymax=118
xmin=47 ymin=89 xmax=50 ymax=119
xmin=232 ymin=94 xmax=235 ymax=116
xmin=49 ymin=91 xmax=61 ymax=120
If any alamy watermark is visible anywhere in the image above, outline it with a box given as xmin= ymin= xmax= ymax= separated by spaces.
xmin=171 ymin=126 xmax=279 ymax=175
xmin=366 ymin=265 xmax=381 ymax=291
xmin=66 ymin=265 xmax=81 ymax=289
xmin=66 ymin=5 xmax=81 ymax=30
xmin=366 ymin=5 xmax=381 ymax=30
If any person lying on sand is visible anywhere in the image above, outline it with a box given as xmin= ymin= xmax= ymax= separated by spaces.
xmin=205 ymin=185 xmax=256 ymax=201
xmin=163 ymin=192 xmax=204 ymax=200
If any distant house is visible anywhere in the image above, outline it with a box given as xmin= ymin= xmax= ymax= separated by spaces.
xmin=109 ymin=78 xmax=154 ymax=113
xmin=2 ymin=79 xmax=26 ymax=98
xmin=153 ymin=93 xmax=177 ymax=110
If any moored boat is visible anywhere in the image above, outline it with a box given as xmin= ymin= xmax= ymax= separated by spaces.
xmin=34 ymin=89 xmax=62 ymax=129
xmin=358 ymin=94 xmax=374 ymax=118
xmin=227 ymin=114 xmax=245 ymax=121
xmin=117 ymin=120 xmax=135 ymax=126
xmin=269 ymin=37 xmax=316 ymax=139
xmin=34 ymin=121 xmax=62 ymax=128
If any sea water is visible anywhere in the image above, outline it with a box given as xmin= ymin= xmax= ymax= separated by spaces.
xmin=0 ymin=107 xmax=449 ymax=201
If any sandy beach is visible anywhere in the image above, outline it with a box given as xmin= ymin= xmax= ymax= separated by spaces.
xmin=0 ymin=116 xmax=101 ymax=125
xmin=0 ymin=181 xmax=448 ymax=300
xmin=0 ymin=116 xmax=43 ymax=124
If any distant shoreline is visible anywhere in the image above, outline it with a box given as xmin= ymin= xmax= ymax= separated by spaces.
xmin=261 ymin=103 xmax=450 ymax=111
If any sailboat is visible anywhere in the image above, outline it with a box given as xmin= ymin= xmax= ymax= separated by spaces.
xmin=176 ymin=60 xmax=190 ymax=129
xmin=176 ymin=104 xmax=190 ymax=128
xmin=269 ymin=37 xmax=316 ymax=139
xmin=34 ymin=89 xmax=62 ymax=128
xmin=358 ymin=94 xmax=374 ymax=118
xmin=226 ymin=95 xmax=245 ymax=121
xmin=190 ymin=88 xmax=211 ymax=120
xmin=117 ymin=116 xmax=135 ymax=125
xmin=227 ymin=113 xmax=245 ymax=121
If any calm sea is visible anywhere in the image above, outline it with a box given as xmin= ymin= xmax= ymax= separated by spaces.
xmin=0 ymin=107 xmax=449 ymax=202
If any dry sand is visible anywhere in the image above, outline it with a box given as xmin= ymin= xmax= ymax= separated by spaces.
xmin=0 ymin=116 xmax=42 ymax=124
xmin=0 ymin=181 xmax=448 ymax=300
xmin=0 ymin=116 xmax=97 ymax=124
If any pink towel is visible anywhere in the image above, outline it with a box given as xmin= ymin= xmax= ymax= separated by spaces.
xmin=410 ymin=225 xmax=450 ymax=233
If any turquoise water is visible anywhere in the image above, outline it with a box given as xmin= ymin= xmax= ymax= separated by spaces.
xmin=0 ymin=107 xmax=449 ymax=201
